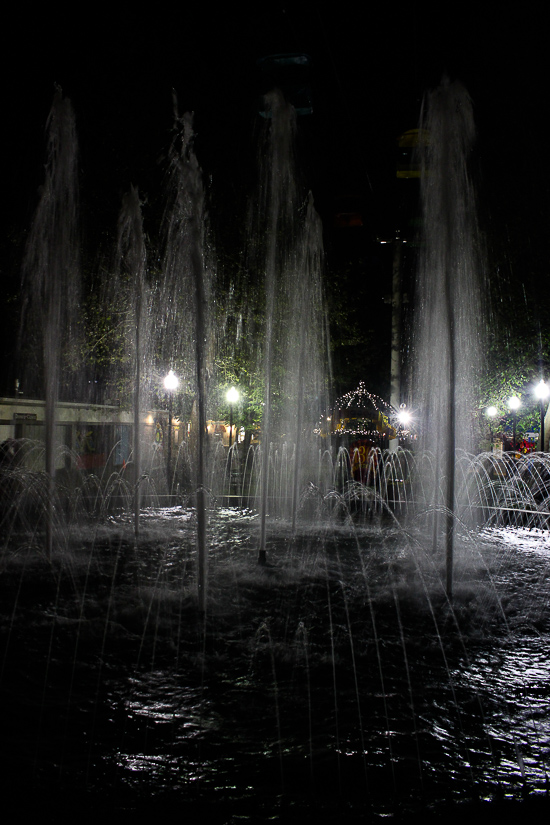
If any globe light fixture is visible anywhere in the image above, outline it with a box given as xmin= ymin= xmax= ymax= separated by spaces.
xmin=164 ymin=369 xmax=179 ymax=393
xmin=397 ymin=409 xmax=411 ymax=427
xmin=535 ymin=380 xmax=549 ymax=452
xmin=535 ymin=380 xmax=549 ymax=400
xmin=226 ymin=386 xmax=239 ymax=405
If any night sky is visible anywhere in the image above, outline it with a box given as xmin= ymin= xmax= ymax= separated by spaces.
xmin=4 ymin=8 xmax=544 ymax=225
xmin=1 ymin=6 xmax=547 ymax=394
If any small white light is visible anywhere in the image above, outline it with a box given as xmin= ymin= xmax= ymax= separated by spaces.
xmin=535 ymin=380 xmax=549 ymax=401
xmin=226 ymin=386 xmax=239 ymax=405
xmin=164 ymin=370 xmax=179 ymax=392
xmin=508 ymin=395 xmax=521 ymax=411
xmin=397 ymin=410 xmax=411 ymax=426
xmin=486 ymin=406 xmax=498 ymax=418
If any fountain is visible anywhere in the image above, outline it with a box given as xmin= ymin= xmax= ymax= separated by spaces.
xmin=116 ymin=185 xmax=148 ymax=538
xmin=1 ymin=81 xmax=550 ymax=824
xmin=18 ymin=88 xmax=80 ymax=557
xmin=250 ymin=89 xmax=328 ymax=561
xmin=159 ymin=103 xmax=211 ymax=612
xmin=412 ymin=79 xmax=485 ymax=597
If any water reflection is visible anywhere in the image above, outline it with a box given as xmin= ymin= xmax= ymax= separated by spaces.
xmin=1 ymin=510 xmax=550 ymax=818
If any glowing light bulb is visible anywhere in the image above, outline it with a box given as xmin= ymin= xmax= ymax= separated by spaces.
xmin=535 ymin=380 xmax=549 ymax=401
xmin=226 ymin=386 xmax=239 ymax=404
xmin=164 ymin=370 xmax=179 ymax=392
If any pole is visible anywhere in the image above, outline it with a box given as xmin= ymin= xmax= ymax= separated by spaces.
xmin=134 ymin=304 xmax=141 ymax=537
xmin=541 ymin=400 xmax=545 ymax=453
xmin=229 ymin=404 xmax=233 ymax=449
xmin=389 ymin=236 xmax=403 ymax=452
xmin=445 ymin=297 xmax=456 ymax=602
xmin=167 ymin=393 xmax=172 ymax=493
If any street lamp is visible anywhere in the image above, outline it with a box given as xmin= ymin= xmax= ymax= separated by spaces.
xmin=226 ymin=386 xmax=239 ymax=448
xmin=164 ymin=369 xmax=179 ymax=492
xmin=534 ymin=380 xmax=549 ymax=452
xmin=507 ymin=395 xmax=521 ymax=452
xmin=487 ymin=405 xmax=498 ymax=449
xmin=397 ymin=409 xmax=411 ymax=428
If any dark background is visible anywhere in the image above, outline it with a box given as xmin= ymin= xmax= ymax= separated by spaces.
xmin=1 ymin=6 xmax=547 ymax=401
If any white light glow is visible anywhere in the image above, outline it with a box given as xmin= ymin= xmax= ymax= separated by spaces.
xmin=226 ymin=386 xmax=239 ymax=405
xmin=535 ymin=380 xmax=549 ymax=401
xmin=164 ymin=369 xmax=179 ymax=392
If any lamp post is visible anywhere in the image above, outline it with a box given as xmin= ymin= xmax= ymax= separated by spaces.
xmin=226 ymin=386 xmax=239 ymax=449
xmin=487 ymin=405 xmax=498 ymax=449
xmin=164 ymin=369 xmax=179 ymax=493
xmin=507 ymin=395 xmax=521 ymax=452
xmin=535 ymin=380 xmax=549 ymax=452
xmin=397 ymin=408 xmax=411 ymax=429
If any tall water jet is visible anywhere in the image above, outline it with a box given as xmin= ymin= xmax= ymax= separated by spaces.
xmin=253 ymin=90 xmax=328 ymax=561
xmin=256 ymin=91 xmax=297 ymax=562
xmin=160 ymin=105 xmax=212 ymax=611
xmin=20 ymin=88 xmax=79 ymax=555
xmin=289 ymin=192 xmax=326 ymax=529
xmin=116 ymin=186 xmax=148 ymax=537
xmin=413 ymin=79 xmax=485 ymax=595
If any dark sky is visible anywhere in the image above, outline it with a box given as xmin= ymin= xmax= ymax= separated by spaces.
xmin=3 ymin=7 xmax=545 ymax=232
